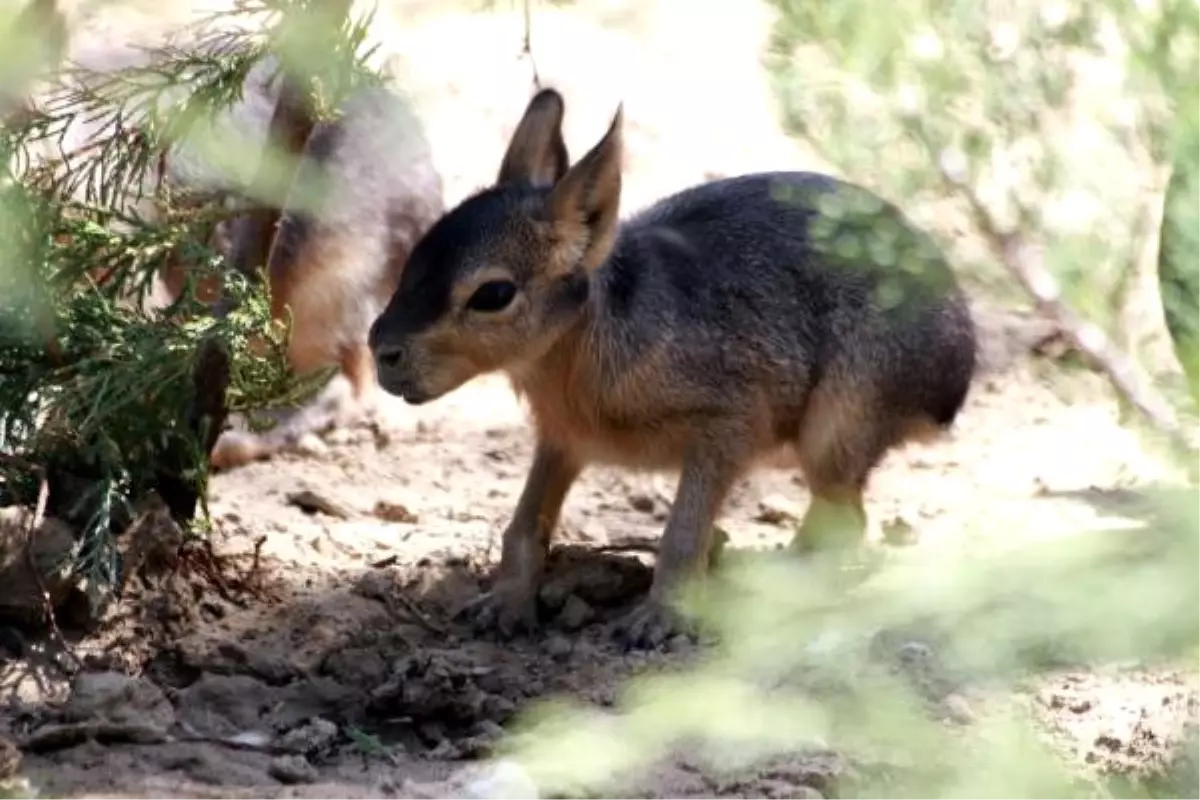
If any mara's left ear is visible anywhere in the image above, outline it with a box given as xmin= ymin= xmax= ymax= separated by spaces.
xmin=497 ymin=88 xmax=571 ymax=188
xmin=545 ymin=104 xmax=623 ymax=273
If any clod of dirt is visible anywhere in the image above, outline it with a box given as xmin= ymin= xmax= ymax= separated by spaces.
xmin=286 ymin=489 xmax=353 ymax=519
xmin=538 ymin=546 xmax=653 ymax=612
xmin=176 ymin=673 xmax=276 ymax=738
xmin=367 ymin=651 xmax=522 ymax=743
xmin=0 ymin=507 xmax=78 ymax=626
xmin=268 ymin=753 xmax=318 ymax=784
xmin=628 ymin=492 xmax=657 ymax=514
xmin=293 ymin=433 xmax=330 ymax=459
xmin=543 ymin=635 xmax=574 ymax=662
xmin=755 ymin=494 xmax=803 ymax=525
xmin=61 ymin=671 xmax=175 ymax=732
xmin=23 ymin=720 xmax=170 ymax=753
xmin=868 ymin=628 xmax=965 ymax=710
xmin=373 ymin=500 xmax=419 ymax=524
xmin=0 ymin=734 xmax=20 ymax=780
xmin=116 ymin=495 xmax=185 ymax=590
xmin=174 ymin=638 xmax=301 ymax=685
xmin=555 ymin=595 xmax=595 ymax=631
xmin=880 ymin=516 xmax=918 ymax=547
xmin=692 ymin=748 xmax=845 ymax=799
xmin=277 ymin=718 xmax=339 ymax=757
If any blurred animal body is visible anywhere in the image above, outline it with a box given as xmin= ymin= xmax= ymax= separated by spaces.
xmin=207 ymin=80 xmax=444 ymax=469
xmin=13 ymin=20 xmax=445 ymax=469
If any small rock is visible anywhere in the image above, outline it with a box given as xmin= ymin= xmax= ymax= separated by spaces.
xmin=667 ymin=634 xmax=693 ymax=652
xmin=286 ymin=489 xmax=352 ymax=519
xmin=881 ymin=516 xmax=918 ymax=547
xmin=373 ymin=501 xmax=419 ymax=524
xmin=474 ymin=720 xmax=507 ymax=742
xmin=942 ymin=693 xmax=974 ymax=724
xmin=555 ymin=595 xmax=594 ymax=631
xmin=64 ymin=671 xmax=175 ymax=731
xmin=427 ymin=738 xmax=465 ymax=760
xmin=896 ymin=641 xmax=934 ymax=664
xmin=177 ymin=674 xmax=274 ymax=737
xmin=117 ymin=495 xmax=184 ymax=581
xmin=627 ymin=493 xmax=656 ymax=514
xmin=269 ymin=754 xmax=318 ymax=785
xmin=756 ymin=494 xmax=803 ymax=525
xmin=293 ymin=433 xmax=329 ymax=458
xmin=324 ymin=427 xmax=368 ymax=447
xmin=278 ymin=717 xmax=339 ymax=756
xmin=544 ymin=635 xmax=573 ymax=662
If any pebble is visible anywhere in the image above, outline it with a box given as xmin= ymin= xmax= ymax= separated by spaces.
xmin=556 ymin=595 xmax=594 ymax=631
xmin=628 ymin=493 xmax=656 ymax=513
xmin=293 ymin=433 xmax=329 ymax=458
xmin=459 ymin=759 xmax=539 ymax=799
xmin=268 ymin=754 xmax=318 ymax=785
xmin=278 ymin=717 xmax=339 ymax=756
xmin=544 ymin=635 xmax=574 ymax=662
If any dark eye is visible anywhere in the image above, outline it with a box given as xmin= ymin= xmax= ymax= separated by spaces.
xmin=465 ymin=280 xmax=518 ymax=313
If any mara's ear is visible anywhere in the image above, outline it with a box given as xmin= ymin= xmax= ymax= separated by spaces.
xmin=545 ymin=104 xmax=623 ymax=273
xmin=496 ymin=88 xmax=570 ymax=188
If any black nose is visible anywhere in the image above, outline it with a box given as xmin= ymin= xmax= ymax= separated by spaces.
xmin=373 ymin=341 xmax=404 ymax=370
xmin=368 ymin=317 xmax=404 ymax=369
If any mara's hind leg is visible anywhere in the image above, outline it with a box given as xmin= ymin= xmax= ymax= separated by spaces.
xmin=790 ymin=381 xmax=894 ymax=554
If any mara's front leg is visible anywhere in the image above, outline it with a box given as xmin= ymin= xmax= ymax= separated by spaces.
xmin=615 ymin=446 xmax=742 ymax=649
xmin=461 ymin=442 xmax=581 ymax=637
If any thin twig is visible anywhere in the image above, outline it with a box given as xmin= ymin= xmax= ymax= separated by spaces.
xmin=385 ymin=592 xmax=447 ymax=636
xmin=521 ymin=0 xmax=542 ymax=90
xmin=595 ymin=541 xmax=660 ymax=556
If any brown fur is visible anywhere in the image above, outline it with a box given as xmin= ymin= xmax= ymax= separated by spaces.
xmin=370 ymin=88 xmax=977 ymax=648
xmin=207 ymin=82 xmax=444 ymax=470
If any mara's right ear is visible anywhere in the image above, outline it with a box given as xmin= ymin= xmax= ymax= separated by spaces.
xmin=544 ymin=104 xmax=624 ymax=274
xmin=496 ymin=88 xmax=570 ymax=188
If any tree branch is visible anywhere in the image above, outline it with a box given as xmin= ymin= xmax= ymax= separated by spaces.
xmin=935 ymin=155 xmax=1194 ymax=454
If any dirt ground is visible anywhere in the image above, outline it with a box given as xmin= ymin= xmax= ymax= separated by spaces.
xmin=2 ymin=1 xmax=1198 ymax=798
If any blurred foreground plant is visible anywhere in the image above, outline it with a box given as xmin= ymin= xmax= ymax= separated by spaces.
xmin=494 ymin=486 xmax=1198 ymax=798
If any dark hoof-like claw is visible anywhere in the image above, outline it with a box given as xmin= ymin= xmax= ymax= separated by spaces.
xmin=612 ymin=598 xmax=695 ymax=650
xmin=457 ymin=585 xmax=539 ymax=638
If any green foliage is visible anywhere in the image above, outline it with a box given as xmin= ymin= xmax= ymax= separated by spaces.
xmin=1156 ymin=70 xmax=1200 ymax=408
xmin=498 ymin=487 xmax=1198 ymax=798
xmin=0 ymin=0 xmax=382 ymax=601
xmin=766 ymin=0 xmax=1197 ymax=366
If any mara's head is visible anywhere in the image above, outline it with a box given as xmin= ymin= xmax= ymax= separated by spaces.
xmin=369 ymin=88 xmax=624 ymax=405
